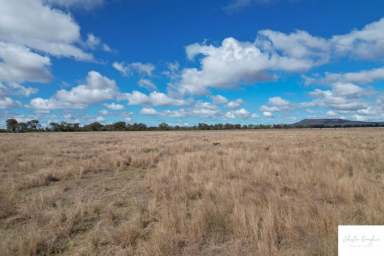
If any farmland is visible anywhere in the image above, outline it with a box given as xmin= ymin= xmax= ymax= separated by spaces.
xmin=1 ymin=129 xmax=384 ymax=255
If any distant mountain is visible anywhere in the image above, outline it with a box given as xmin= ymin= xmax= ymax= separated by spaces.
xmin=292 ymin=119 xmax=384 ymax=128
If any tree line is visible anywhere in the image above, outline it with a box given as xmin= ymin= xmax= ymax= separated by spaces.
xmin=2 ymin=118 xmax=384 ymax=133
xmin=3 ymin=118 xmax=277 ymax=132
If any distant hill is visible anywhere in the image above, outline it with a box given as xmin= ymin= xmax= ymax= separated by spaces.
xmin=292 ymin=119 xmax=384 ymax=128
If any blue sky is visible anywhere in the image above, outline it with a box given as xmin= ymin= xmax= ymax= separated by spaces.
xmin=1 ymin=0 xmax=384 ymax=126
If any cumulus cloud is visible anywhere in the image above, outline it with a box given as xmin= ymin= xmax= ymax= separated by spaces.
xmin=30 ymin=97 xmax=58 ymax=111
xmin=331 ymin=18 xmax=384 ymax=60
xmin=211 ymin=95 xmax=244 ymax=109
xmin=140 ymin=107 xmax=158 ymax=115
xmin=163 ymin=62 xmax=180 ymax=80
xmin=142 ymin=100 xmax=256 ymax=120
xmin=305 ymin=67 xmax=384 ymax=85
xmin=211 ymin=95 xmax=229 ymax=105
xmin=260 ymin=96 xmax=293 ymax=114
xmin=257 ymin=29 xmax=330 ymax=65
xmin=30 ymin=71 xmax=119 ymax=110
xmin=178 ymin=18 xmax=384 ymax=96
xmin=124 ymin=91 xmax=185 ymax=106
xmin=227 ymin=99 xmax=244 ymax=109
xmin=191 ymin=102 xmax=220 ymax=117
xmin=307 ymin=83 xmax=368 ymax=112
xmin=225 ymin=108 xmax=254 ymax=119
xmin=157 ymin=102 xmax=219 ymax=118
xmin=0 ymin=42 xmax=52 ymax=83
xmin=331 ymin=83 xmax=365 ymax=98
xmin=320 ymin=94 xmax=384 ymax=121
xmin=104 ymin=102 xmax=124 ymax=110
xmin=0 ymin=0 xmax=92 ymax=60
xmin=180 ymin=33 xmax=328 ymax=95
xmin=162 ymin=109 xmax=189 ymax=118
xmin=0 ymin=82 xmax=38 ymax=97
xmin=262 ymin=111 xmax=273 ymax=117
xmin=113 ymin=62 xmax=155 ymax=77
xmin=182 ymin=39 xmax=272 ymax=94
xmin=55 ymin=71 xmax=118 ymax=106
xmin=0 ymin=96 xmax=19 ymax=109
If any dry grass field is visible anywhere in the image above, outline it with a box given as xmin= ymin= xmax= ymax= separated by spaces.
xmin=1 ymin=129 xmax=384 ymax=256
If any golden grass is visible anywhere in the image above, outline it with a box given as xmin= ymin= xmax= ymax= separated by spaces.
xmin=1 ymin=129 xmax=384 ymax=255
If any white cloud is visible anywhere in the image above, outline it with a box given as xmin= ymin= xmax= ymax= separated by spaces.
xmin=332 ymin=18 xmax=384 ymax=60
xmin=260 ymin=96 xmax=292 ymax=113
xmin=257 ymin=29 xmax=330 ymax=65
xmin=86 ymin=33 xmax=111 ymax=52
xmin=0 ymin=82 xmax=38 ymax=97
xmin=30 ymin=71 xmax=119 ymax=110
xmin=0 ymin=42 xmax=51 ymax=83
xmin=140 ymin=107 xmax=158 ymax=115
xmin=178 ymin=18 xmax=384 ymax=95
xmin=269 ymin=96 xmax=290 ymax=106
xmin=0 ymin=0 xmax=92 ymax=60
xmin=227 ymin=99 xmax=244 ymax=109
xmin=86 ymin=34 xmax=100 ymax=49
xmin=0 ymin=96 xmax=19 ymax=109
xmin=326 ymin=110 xmax=338 ymax=117
xmin=124 ymin=91 xmax=148 ymax=105
xmin=307 ymin=83 xmax=368 ymax=111
xmin=159 ymin=102 xmax=220 ymax=118
xmin=124 ymin=91 xmax=185 ymax=106
xmin=180 ymin=35 xmax=323 ymax=95
xmin=113 ymin=62 xmax=155 ymax=77
xmin=138 ymin=79 xmax=157 ymax=91
xmin=225 ymin=108 xmax=253 ymax=119
xmin=104 ymin=102 xmax=124 ymax=110
xmin=62 ymin=113 xmax=80 ymax=123
xmin=130 ymin=62 xmax=155 ymax=76
xmin=211 ymin=95 xmax=244 ymax=109
xmin=211 ymin=95 xmax=229 ymax=104
xmin=182 ymin=39 xmax=271 ymax=94
xmin=191 ymin=102 xmax=220 ymax=117
xmin=112 ymin=62 xmax=128 ymax=75
xmin=55 ymin=71 xmax=118 ymax=106
xmin=163 ymin=62 xmax=180 ymax=80
xmin=44 ymin=0 xmax=104 ymax=10
xmin=262 ymin=111 xmax=273 ymax=117
xmin=163 ymin=109 xmax=188 ymax=118
xmin=30 ymin=97 xmax=58 ymax=111
xmin=332 ymin=83 xmax=364 ymax=97
xmin=305 ymin=67 xmax=384 ymax=85
xmin=157 ymin=102 xmax=256 ymax=120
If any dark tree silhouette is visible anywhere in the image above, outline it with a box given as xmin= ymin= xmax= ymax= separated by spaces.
xmin=6 ymin=119 xmax=18 ymax=132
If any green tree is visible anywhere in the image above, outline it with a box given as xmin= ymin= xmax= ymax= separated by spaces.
xmin=112 ymin=121 xmax=126 ymax=131
xmin=17 ymin=122 xmax=28 ymax=132
xmin=27 ymin=120 xmax=40 ymax=130
xmin=158 ymin=122 xmax=170 ymax=130
xmin=6 ymin=119 xmax=18 ymax=132
xmin=84 ymin=122 xmax=104 ymax=131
